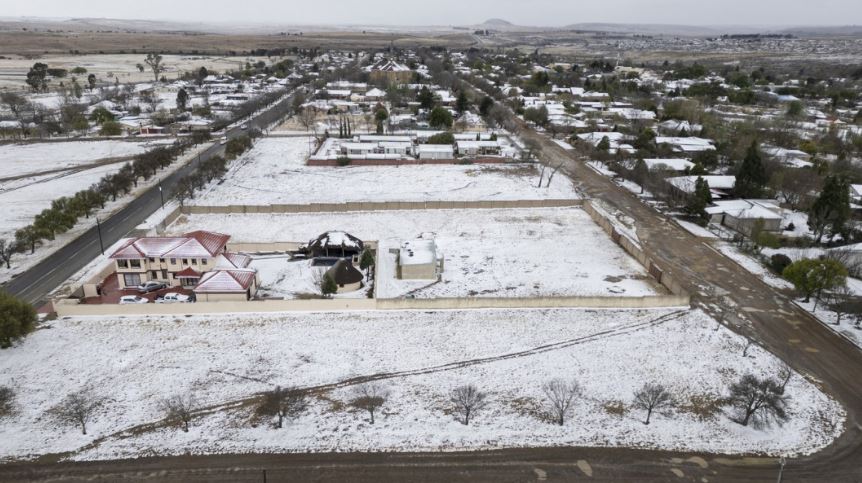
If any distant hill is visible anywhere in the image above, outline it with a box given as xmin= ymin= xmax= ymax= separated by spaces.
xmin=483 ymin=18 xmax=513 ymax=27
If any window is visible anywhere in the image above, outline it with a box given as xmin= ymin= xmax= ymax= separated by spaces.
xmin=201 ymin=258 xmax=208 ymax=265
xmin=191 ymin=259 xmax=198 ymax=265
xmin=159 ymin=258 xmax=165 ymax=263
xmin=148 ymin=257 xmax=155 ymax=264
xmin=170 ymin=258 xmax=177 ymax=264
xmin=161 ymin=270 xmax=168 ymax=279
xmin=117 ymin=260 xmax=129 ymax=269
xmin=151 ymin=271 xmax=159 ymax=280
xmin=123 ymin=274 xmax=141 ymax=287
xmin=182 ymin=259 xmax=189 ymax=265
xmin=130 ymin=260 xmax=141 ymax=268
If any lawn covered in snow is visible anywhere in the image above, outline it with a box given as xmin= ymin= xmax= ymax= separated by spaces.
xmin=251 ymin=254 xmax=369 ymax=299
xmin=169 ymin=207 xmax=660 ymax=298
xmin=0 ymin=308 xmax=843 ymax=461
xmin=192 ymin=137 xmax=576 ymax=206
xmin=0 ymin=140 xmax=161 ymax=180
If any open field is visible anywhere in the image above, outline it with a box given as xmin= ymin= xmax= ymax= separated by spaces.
xmin=0 ymin=30 xmax=475 ymax=60
xmin=0 ymin=308 xmax=843 ymax=461
xmin=0 ymin=140 xmax=165 ymax=179
xmin=191 ymin=137 xmax=575 ymax=206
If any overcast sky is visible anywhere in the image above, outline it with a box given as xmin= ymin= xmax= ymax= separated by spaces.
xmin=6 ymin=0 xmax=862 ymax=27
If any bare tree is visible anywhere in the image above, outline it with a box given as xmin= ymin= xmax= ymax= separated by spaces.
xmin=159 ymin=393 xmax=196 ymax=432
xmin=256 ymin=386 xmax=308 ymax=429
xmin=450 ymin=385 xmax=488 ymax=426
xmin=546 ymin=163 xmax=564 ymax=188
xmin=351 ymin=383 xmax=388 ymax=424
xmin=727 ymin=374 xmax=789 ymax=428
xmin=632 ymin=383 xmax=673 ymax=425
xmin=0 ymin=239 xmax=16 ymax=269
xmin=55 ymin=391 xmax=100 ymax=435
xmin=542 ymin=378 xmax=579 ymax=426
xmin=0 ymin=386 xmax=14 ymax=418
xmin=297 ymin=107 xmax=318 ymax=137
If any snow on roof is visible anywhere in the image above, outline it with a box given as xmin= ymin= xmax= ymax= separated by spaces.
xmin=455 ymin=141 xmax=500 ymax=149
xmin=306 ymin=231 xmax=364 ymax=251
xmin=110 ymin=231 xmax=229 ymax=259
xmin=214 ymin=253 xmax=252 ymax=269
xmin=358 ymin=135 xmax=412 ymax=143
xmin=705 ymin=199 xmax=783 ymax=220
xmin=643 ymin=158 xmax=694 ymax=172
xmin=364 ymin=88 xmax=386 ymax=97
xmin=667 ymin=175 xmax=736 ymax=193
xmin=418 ymin=144 xmax=454 ymax=153
xmin=400 ymin=239 xmax=437 ymax=266
xmin=194 ymin=269 xmax=256 ymax=293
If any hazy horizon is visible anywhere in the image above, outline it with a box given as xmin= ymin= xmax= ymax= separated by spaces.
xmin=5 ymin=0 xmax=862 ymax=28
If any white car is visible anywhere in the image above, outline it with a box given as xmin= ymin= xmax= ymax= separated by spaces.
xmin=155 ymin=293 xmax=193 ymax=304
xmin=119 ymin=295 xmax=149 ymax=304
xmin=136 ymin=281 xmax=167 ymax=293
xmin=241 ymin=124 xmax=249 ymax=130
xmin=220 ymin=136 xmax=228 ymax=145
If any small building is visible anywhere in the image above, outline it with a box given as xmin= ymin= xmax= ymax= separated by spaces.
xmin=705 ymin=199 xmax=783 ymax=236
xmin=325 ymin=259 xmax=364 ymax=293
xmin=655 ymin=136 xmax=716 ymax=153
xmin=667 ymin=175 xmax=736 ymax=199
xmin=455 ymin=140 xmax=501 ymax=156
xmin=396 ymin=239 xmax=443 ymax=280
xmin=301 ymin=231 xmax=364 ymax=260
xmin=367 ymin=59 xmax=414 ymax=84
xmin=642 ymin=158 xmax=694 ymax=173
xmin=418 ymin=144 xmax=455 ymax=160
xmin=194 ymin=269 xmax=260 ymax=302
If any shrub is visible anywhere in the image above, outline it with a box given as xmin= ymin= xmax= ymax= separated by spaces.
xmin=426 ymin=132 xmax=455 ymax=145
xmin=770 ymin=254 xmax=792 ymax=274
xmin=336 ymin=157 xmax=351 ymax=166
xmin=99 ymin=121 xmax=122 ymax=136
xmin=0 ymin=292 xmax=37 ymax=348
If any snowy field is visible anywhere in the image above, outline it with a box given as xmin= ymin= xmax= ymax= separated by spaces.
xmin=0 ymin=308 xmax=843 ymax=461
xmin=168 ymin=207 xmax=661 ymax=298
xmin=0 ymin=163 xmax=122 ymax=241
xmin=0 ymin=140 xmax=161 ymax=180
xmin=192 ymin=137 xmax=576 ymax=206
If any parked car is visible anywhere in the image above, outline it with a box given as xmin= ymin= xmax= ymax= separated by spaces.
xmin=220 ymin=136 xmax=228 ymax=145
xmin=119 ymin=295 xmax=149 ymax=304
xmin=136 ymin=281 xmax=167 ymax=293
xmin=241 ymin=124 xmax=249 ymax=130
xmin=155 ymin=293 xmax=194 ymax=304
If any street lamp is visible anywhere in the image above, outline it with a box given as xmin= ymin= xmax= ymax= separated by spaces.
xmin=158 ymin=179 xmax=165 ymax=209
xmin=95 ymin=217 xmax=105 ymax=255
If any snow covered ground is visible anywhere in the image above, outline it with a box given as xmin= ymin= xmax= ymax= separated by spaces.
xmin=168 ymin=207 xmax=660 ymax=299
xmin=192 ymin=137 xmax=576 ymax=206
xmin=0 ymin=140 xmax=163 ymax=180
xmin=0 ymin=308 xmax=843 ymax=461
xmin=252 ymin=254 xmax=369 ymax=299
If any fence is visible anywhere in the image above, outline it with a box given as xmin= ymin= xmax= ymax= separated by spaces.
xmin=178 ymin=199 xmax=582 ymax=216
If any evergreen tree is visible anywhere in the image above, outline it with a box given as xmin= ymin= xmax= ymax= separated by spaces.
xmin=808 ymin=175 xmax=851 ymax=243
xmin=359 ymin=249 xmax=375 ymax=277
xmin=176 ymin=88 xmax=189 ymax=111
xmin=734 ymin=140 xmax=768 ymax=198
xmin=686 ymin=176 xmax=712 ymax=223
xmin=0 ymin=291 xmax=37 ymax=348
xmin=321 ymin=273 xmax=337 ymax=298
xmin=418 ymin=86 xmax=435 ymax=110
xmin=631 ymin=159 xmax=649 ymax=194
xmin=456 ymin=91 xmax=469 ymax=114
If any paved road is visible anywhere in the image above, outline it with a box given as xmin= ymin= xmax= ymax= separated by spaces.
xmin=1 ymin=87 xmax=302 ymax=305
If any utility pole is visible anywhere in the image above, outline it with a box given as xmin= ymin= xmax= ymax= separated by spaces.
xmin=776 ymin=456 xmax=786 ymax=483
xmin=158 ymin=179 xmax=165 ymax=209
xmin=95 ymin=217 xmax=105 ymax=255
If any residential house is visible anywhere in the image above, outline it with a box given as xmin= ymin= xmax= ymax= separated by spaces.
xmin=396 ymin=239 xmax=443 ymax=280
xmin=667 ymin=175 xmax=736 ymax=199
xmin=705 ymin=199 xmax=784 ymax=236
xmin=301 ymin=231 xmax=365 ymax=261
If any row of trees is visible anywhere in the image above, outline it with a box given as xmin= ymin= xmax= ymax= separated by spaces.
xmin=2 ymin=369 xmax=792 ymax=437
xmin=2 ymin=138 xmax=206 ymax=267
xmin=175 ymin=134 xmax=253 ymax=206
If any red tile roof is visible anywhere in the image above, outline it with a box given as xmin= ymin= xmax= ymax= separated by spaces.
xmin=194 ymin=269 xmax=256 ymax=293
xmin=110 ymin=231 xmax=230 ymax=260
xmin=175 ymin=267 xmax=202 ymax=278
